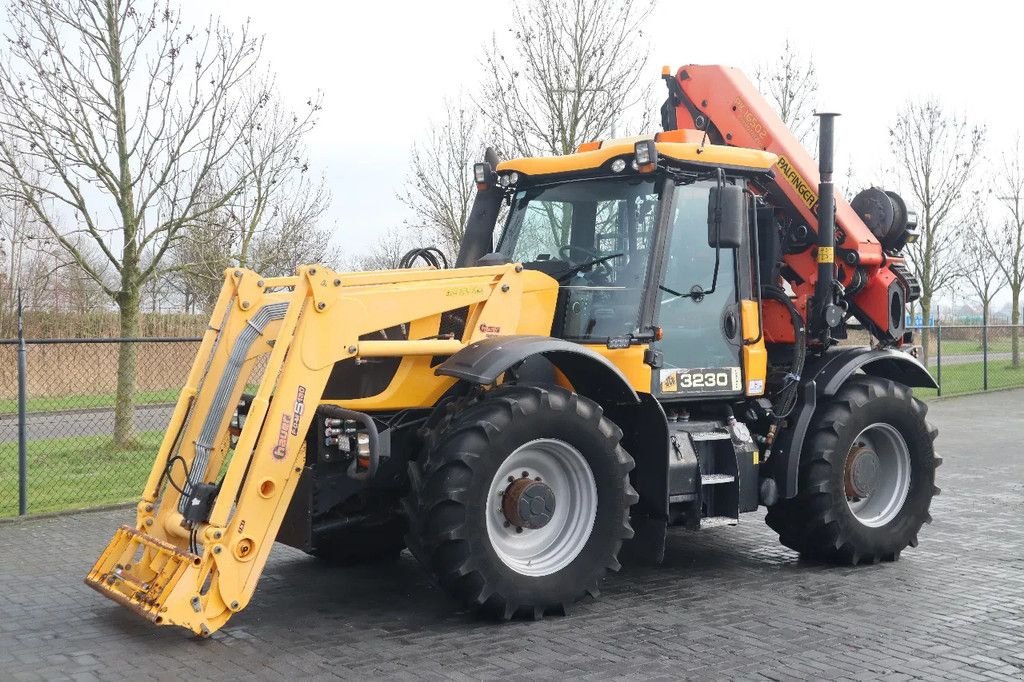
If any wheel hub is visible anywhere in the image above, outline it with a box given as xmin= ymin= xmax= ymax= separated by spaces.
xmin=844 ymin=423 xmax=912 ymax=528
xmin=845 ymin=445 xmax=881 ymax=498
xmin=485 ymin=438 xmax=597 ymax=577
xmin=502 ymin=476 xmax=556 ymax=530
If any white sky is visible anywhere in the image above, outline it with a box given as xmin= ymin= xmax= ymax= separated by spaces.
xmin=198 ymin=0 xmax=1021 ymax=311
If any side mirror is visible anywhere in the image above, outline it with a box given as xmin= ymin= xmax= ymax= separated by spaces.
xmin=707 ymin=185 xmax=745 ymax=248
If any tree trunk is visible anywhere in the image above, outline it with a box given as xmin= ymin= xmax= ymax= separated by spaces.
xmin=112 ymin=285 xmax=141 ymax=449
xmin=1012 ymin=288 xmax=1021 ymax=369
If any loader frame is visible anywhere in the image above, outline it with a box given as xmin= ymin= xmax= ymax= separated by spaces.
xmin=86 ymin=263 xmax=558 ymax=634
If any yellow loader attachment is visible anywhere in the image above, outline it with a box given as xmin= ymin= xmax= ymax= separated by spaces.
xmin=85 ymin=262 xmax=557 ymax=635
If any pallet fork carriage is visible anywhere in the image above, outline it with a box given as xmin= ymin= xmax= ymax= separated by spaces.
xmin=88 ymin=64 xmax=940 ymax=635
xmin=86 ymin=263 xmax=557 ymax=634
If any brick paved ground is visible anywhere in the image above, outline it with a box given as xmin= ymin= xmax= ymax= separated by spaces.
xmin=1 ymin=390 xmax=1022 ymax=681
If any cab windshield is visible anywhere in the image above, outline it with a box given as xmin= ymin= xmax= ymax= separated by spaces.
xmin=497 ymin=178 xmax=660 ymax=340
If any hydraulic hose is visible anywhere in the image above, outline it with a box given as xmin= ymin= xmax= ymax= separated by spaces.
xmin=761 ymin=285 xmax=806 ymax=420
xmin=399 ymin=247 xmax=449 ymax=269
xmin=177 ymin=301 xmax=289 ymax=513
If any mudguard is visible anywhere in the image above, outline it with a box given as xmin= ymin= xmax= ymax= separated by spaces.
xmin=435 ymin=335 xmax=640 ymax=404
xmin=773 ymin=346 xmax=937 ymax=499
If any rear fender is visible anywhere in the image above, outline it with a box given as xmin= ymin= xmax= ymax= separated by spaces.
xmin=773 ymin=347 xmax=937 ymax=499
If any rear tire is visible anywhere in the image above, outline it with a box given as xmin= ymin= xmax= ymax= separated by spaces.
xmin=404 ymin=385 xmax=636 ymax=619
xmin=765 ymin=376 xmax=940 ymax=565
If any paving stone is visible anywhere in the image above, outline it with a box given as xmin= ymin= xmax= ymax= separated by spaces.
xmin=1 ymin=390 xmax=1022 ymax=680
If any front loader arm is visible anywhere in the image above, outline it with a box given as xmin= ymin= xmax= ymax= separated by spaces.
xmin=86 ymin=263 xmax=557 ymax=635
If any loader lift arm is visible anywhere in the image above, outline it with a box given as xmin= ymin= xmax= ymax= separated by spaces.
xmin=661 ymin=64 xmax=919 ymax=346
xmin=85 ymin=263 xmax=554 ymax=635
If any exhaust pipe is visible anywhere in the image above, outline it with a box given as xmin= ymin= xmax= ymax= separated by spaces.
xmin=812 ymin=112 xmax=841 ymax=339
xmin=455 ymin=147 xmax=503 ymax=268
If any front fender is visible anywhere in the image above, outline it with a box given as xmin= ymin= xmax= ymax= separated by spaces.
xmin=434 ymin=335 xmax=640 ymax=405
xmin=773 ymin=347 xmax=936 ymax=499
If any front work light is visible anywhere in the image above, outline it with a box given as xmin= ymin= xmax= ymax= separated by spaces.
xmin=635 ymin=140 xmax=658 ymax=173
xmin=498 ymin=171 xmax=520 ymax=187
xmin=474 ymin=162 xmax=494 ymax=190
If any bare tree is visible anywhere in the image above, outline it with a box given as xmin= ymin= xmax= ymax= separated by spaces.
xmin=957 ymin=201 xmax=1006 ymax=324
xmin=0 ymin=182 xmax=40 ymax=308
xmin=394 ymin=0 xmax=654 ymax=265
xmin=342 ymin=228 xmax=412 ymax=272
xmin=479 ymin=0 xmax=655 ymax=159
xmin=0 ymin=0 xmax=320 ymax=446
xmin=755 ymin=39 xmax=819 ymax=148
xmin=991 ymin=137 xmax=1024 ymax=367
xmin=172 ymin=169 xmax=333 ymax=309
xmin=889 ymin=99 xmax=985 ymax=365
xmin=398 ymin=98 xmax=483 ymax=260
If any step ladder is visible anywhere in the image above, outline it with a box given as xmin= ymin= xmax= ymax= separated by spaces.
xmin=696 ymin=432 xmax=740 ymax=528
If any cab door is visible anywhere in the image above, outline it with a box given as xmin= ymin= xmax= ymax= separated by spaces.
xmin=653 ymin=183 xmax=745 ymax=399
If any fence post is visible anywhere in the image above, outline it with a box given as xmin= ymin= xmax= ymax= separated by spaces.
xmin=982 ymin=312 xmax=988 ymax=392
xmin=935 ymin=323 xmax=942 ymax=397
xmin=17 ymin=289 xmax=28 ymax=516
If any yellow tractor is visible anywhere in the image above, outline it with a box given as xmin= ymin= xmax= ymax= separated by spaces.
xmin=87 ymin=65 xmax=939 ymax=635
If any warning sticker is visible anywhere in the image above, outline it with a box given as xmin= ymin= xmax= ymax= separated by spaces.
xmin=817 ymin=246 xmax=834 ymax=263
xmin=775 ymin=155 xmax=818 ymax=213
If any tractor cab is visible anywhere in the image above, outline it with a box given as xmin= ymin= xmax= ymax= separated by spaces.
xmin=489 ymin=134 xmax=776 ymax=399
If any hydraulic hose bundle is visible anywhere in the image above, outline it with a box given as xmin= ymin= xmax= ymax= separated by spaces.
xmin=760 ymin=285 xmax=806 ymax=460
xmin=398 ymin=247 xmax=448 ymax=270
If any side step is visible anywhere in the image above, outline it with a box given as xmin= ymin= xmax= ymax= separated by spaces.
xmin=700 ymin=516 xmax=739 ymax=529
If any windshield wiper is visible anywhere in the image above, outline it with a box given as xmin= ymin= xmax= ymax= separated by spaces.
xmin=659 ymin=284 xmax=707 ymax=302
xmin=555 ymin=253 xmax=625 ymax=282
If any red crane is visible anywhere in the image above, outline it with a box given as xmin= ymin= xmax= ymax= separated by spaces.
xmin=661 ymin=64 xmax=920 ymax=346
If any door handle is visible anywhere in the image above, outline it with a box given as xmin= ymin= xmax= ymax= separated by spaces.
xmin=723 ymin=309 xmax=739 ymax=340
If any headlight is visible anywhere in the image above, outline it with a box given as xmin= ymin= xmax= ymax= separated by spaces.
xmin=610 ymin=158 xmax=626 ymax=173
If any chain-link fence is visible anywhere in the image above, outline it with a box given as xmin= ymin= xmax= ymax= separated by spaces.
xmin=2 ymin=324 xmax=1023 ymax=518
xmin=907 ymin=324 xmax=1024 ymax=398
xmin=1 ymin=337 xmax=201 ymax=517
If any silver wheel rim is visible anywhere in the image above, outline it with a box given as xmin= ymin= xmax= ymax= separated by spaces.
xmin=845 ymin=423 xmax=911 ymax=528
xmin=485 ymin=439 xmax=597 ymax=577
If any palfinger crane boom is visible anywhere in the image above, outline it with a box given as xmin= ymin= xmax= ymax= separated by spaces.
xmin=661 ymin=64 xmax=920 ymax=346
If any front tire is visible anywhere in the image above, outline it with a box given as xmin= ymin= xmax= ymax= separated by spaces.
xmin=404 ymin=385 xmax=636 ymax=619
xmin=765 ymin=376 xmax=940 ymax=565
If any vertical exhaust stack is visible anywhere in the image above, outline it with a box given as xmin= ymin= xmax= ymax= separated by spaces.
xmin=813 ymin=112 xmax=841 ymax=341
xmin=455 ymin=147 xmax=503 ymax=268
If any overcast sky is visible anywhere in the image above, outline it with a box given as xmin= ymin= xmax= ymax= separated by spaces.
xmin=202 ymin=0 xmax=1018 ymax=306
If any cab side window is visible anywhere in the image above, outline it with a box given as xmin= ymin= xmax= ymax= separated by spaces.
xmin=656 ymin=185 xmax=739 ymax=370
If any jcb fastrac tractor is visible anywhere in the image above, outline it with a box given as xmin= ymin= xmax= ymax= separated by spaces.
xmin=88 ymin=65 xmax=939 ymax=635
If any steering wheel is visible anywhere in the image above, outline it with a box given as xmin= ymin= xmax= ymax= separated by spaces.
xmin=558 ymin=245 xmax=616 ymax=277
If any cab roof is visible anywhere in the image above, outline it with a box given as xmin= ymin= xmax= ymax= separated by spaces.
xmin=496 ymin=130 xmax=778 ymax=178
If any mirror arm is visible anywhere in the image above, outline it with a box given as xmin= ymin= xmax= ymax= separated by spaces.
xmin=704 ymin=168 xmax=726 ymax=298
